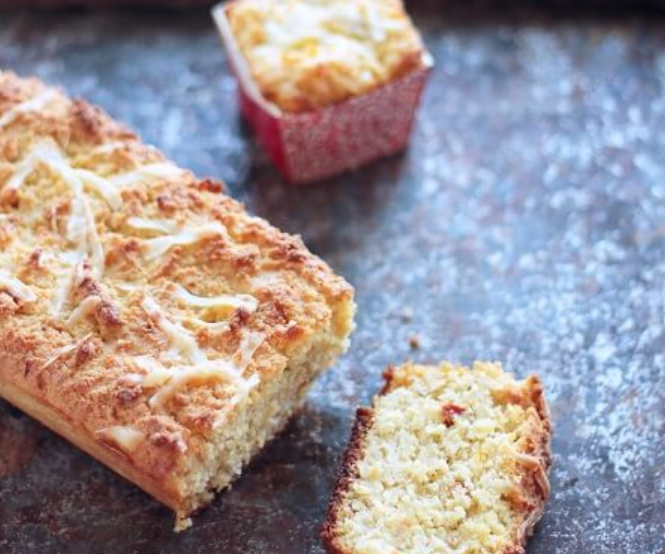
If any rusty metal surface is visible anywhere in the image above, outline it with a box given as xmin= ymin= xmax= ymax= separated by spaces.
xmin=1 ymin=5 xmax=665 ymax=553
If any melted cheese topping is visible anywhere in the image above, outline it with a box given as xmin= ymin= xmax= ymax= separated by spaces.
xmin=95 ymin=425 xmax=145 ymax=455
xmin=176 ymin=316 xmax=231 ymax=331
xmin=76 ymin=168 xmax=123 ymax=210
xmin=138 ymin=295 xmax=263 ymax=410
xmin=132 ymin=356 xmax=174 ymax=388
xmin=2 ymin=139 xmax=106 ymax=277
xmin=39 ymin=333 xmax=93 ymax=371
xmin=86 ymin=141 xmax=126 ymax=156
xmin=141 ymin=222 xmax=229 ymax=261
xmin=110 ymin=162 xmax=185 ymax=187
xmin=226 ymin=0 xmax=425 ymax=112
xmin=148 ymin=363 xmax=258 ymax=410
xmin=233 ymin=330 xmax=265 ymax=369
xmin=173 ymin=285 xmax=258 ymax=314
xmin=0 ymin=88 xmax=58 ymax=129
xmin=50 ymin=252 xmax=84 ymax=316
xmin=142 ymin=295 xmax=207 ymax=364
xmin=126 ymin=217 xmax=179 ymax=235
xmin=68 ymin=194 xmax=105 ymax=278
xmin=4 ymin=139 xmax=62 ymax=193
xmin=0 ymin=270 xmax=37 ymax=303
xmin=4 ymin=142 xmax=181 ymax=212
xmin=66 ymin=295 xmax=102 ymax=326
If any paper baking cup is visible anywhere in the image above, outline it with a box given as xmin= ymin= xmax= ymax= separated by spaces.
xmin=212 ymin=2 xmax=433 ymax=185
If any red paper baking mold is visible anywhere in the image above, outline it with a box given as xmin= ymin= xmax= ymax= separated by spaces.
xmin=213 ymin=1 xmax=433 ymax=184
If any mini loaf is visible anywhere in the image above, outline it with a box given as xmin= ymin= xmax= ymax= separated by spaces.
xmin=226 ymin=0 xmax=427 ymax=113
xmin=323 ymin=361 xmax=551 ymax=554
xmin=0 ymin=71 xmax=355 ymax=529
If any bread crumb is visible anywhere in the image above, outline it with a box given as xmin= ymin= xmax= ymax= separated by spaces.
xmin=323 ymin=361 xmax=552 ymax=554
xmin=400 ymin=307 xmax=414 ymax=323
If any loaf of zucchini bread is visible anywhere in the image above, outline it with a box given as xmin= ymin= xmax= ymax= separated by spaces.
xmin=0 ymin=70 xmax=355 ymax=529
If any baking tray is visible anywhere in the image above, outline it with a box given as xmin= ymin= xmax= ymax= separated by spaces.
xmin=0 ymin=4 xmax=664 ymax=554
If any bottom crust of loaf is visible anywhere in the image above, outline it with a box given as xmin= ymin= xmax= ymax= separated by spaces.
xmin=322 ymin=361 xmax=552 ymax=554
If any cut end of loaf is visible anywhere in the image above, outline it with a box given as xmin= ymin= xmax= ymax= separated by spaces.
xmin=323 ymin=361 xmax=551 ymax=554
xmin=173 ymin=309 xmax=356 ymax=529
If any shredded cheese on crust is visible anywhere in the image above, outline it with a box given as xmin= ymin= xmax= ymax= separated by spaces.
xmin=95 ymin=425 xmax=145 ymax=455
xmin=109 ymin=163 xmax=185 ymax=187
xmin=141 ymin=223 xmax=229 ymax=261
xmin=147 ymin=363 xmax=259 ymax=411
xmin=0 ymin=88 xmax=58 ymax=129
xmin=66 ymin=295 xmax=102 ymax=326
xmin=2 ymin=139 xmax=107 ymax=278
xmin=226 ymin=0 xmax=426 ymax=113
xmin=173 ymin=285 xmax=258 ymax=314
xmin=126 ymin=217 xmax=179 ymax=235
xmin=39 ymin=333 xmax=93 ymax=371
xmin=138 ymin=295 xmax=264 ymax=410
xmin=0 ymin=270 xmax=37 ymax=303
xmin=142 ymin=295 xmax=207 ymax=364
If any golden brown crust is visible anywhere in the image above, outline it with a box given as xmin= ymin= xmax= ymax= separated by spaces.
xmin=0 ymin=70 xmax=355 ymax=520
xmin=322 ymin=362 xmax=552 ymax=554
xmin=500 ymin=374 xmax=552 ymax=554
xmin=321 ymin=407 xmax=375 ymax=554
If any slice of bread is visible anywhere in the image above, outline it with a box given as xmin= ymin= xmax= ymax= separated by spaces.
xmin=323 ymin=361 xmax=551 ymax=554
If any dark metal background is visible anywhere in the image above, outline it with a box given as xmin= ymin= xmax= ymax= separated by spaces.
xmin=1 ymin=4 xmax=665 ymax=553
xmin=2 ymin=1 xmax=665 ymax=11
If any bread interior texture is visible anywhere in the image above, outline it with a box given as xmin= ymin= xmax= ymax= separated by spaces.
xmin=332 ymin=362 xmax=550 ymax=554
xmin=177 ymin=316 xmax=352 ymax=528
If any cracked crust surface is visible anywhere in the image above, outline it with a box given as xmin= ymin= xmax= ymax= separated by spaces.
xmin=0 ymin=71 xmax=355 ymax=526
xmin=322 ymin=361 xmax=551 ymax=554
